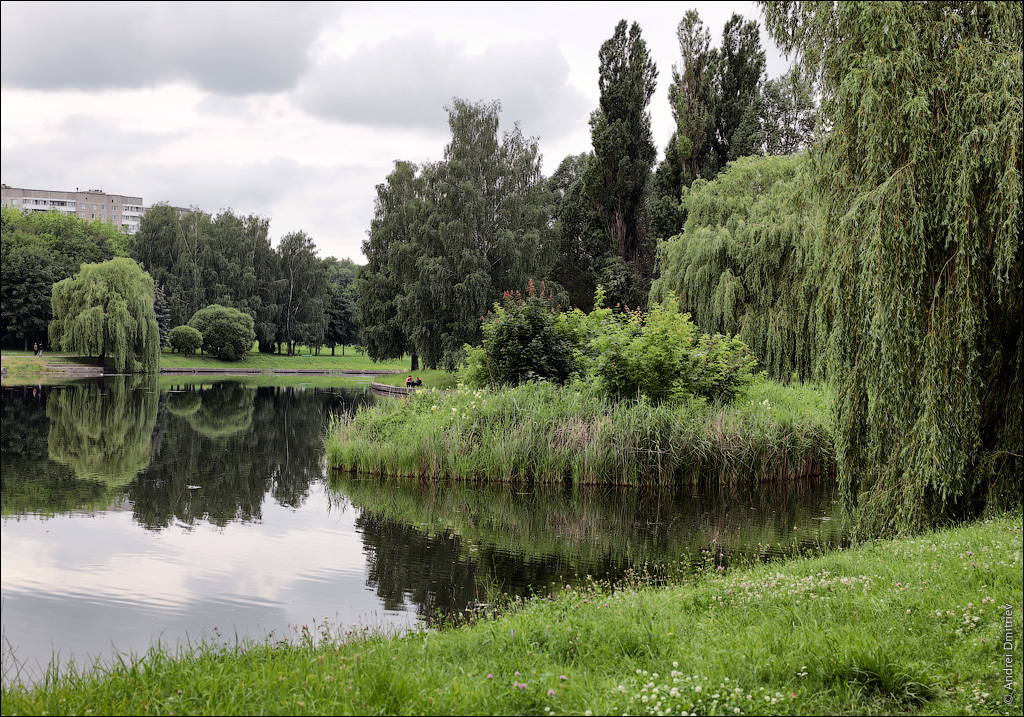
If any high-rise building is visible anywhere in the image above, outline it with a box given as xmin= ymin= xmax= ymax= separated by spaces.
xmin=1 ymin=184 xmax=146 ymax=234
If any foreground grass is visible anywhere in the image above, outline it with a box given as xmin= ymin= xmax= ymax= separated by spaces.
xmin=326 ymin=380 xmax=834 ymax=486
xmin=3 ymin=514 xmax=1019 ymax=716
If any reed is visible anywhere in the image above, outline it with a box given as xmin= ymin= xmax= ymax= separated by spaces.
xmin=324 ymin=380 xmax=834 ymax=486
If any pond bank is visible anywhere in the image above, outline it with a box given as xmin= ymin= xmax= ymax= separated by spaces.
xmin=4 ymin=513 xmax=1019 ymax=715
xmin=326 ymin=380 xmax=835 ymax=486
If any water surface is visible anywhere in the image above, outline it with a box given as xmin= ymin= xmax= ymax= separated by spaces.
xmin=1 ymin=378 xmax=845 ymax=684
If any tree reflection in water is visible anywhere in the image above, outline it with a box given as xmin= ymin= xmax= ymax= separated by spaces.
xmin=333 ymin=475 xmax=847 ymax=625
xmin=129 ymin=382 xmax=374 ymax=529
xmin=47 ymin=375 xmax=159 ymax=487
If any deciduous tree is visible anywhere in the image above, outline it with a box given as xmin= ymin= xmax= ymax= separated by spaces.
xmin=49 ymin=257 xmax=160 ymax=373
xmin=762 ymin=0 xmax=1023 ymax=532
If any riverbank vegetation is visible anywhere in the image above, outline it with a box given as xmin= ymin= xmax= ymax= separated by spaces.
xmin=326 ymin=379 xmax=832 ymax=486
xmin=3 ymin=513 xmax=1018 ymax=716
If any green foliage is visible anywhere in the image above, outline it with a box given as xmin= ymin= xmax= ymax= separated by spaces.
xmin=188 ymin=304 xmax=256 ymax=361
xmin=545 ymin=153 xmax=608 ymax=311
xmin=467 ymin=280 xmax=580 ymax=388
xmin=762 ymin=1 xmax=1024 ymax=533
xmin=153 ymin=283 xmax=172 ymax=348
xmin=49 ymin=257 xmax=160 ymax=373
xmin=276 ymin=230 xmax=328 ymax=355
xmin=323 ymin=257 xmax=361 ymax=353
xmin=652 ymin=11 xmax=785 ymax=243
xmin=359 ymin=99 xmax=553 ymax=370
xmin=650 ymin=154 xmax=823 ymax=382
xmin=585 ymin=20 xmax=659 ymax=298
xmin=1 ymin=206 xmax=124 ymax=348
xmin=133 ymin=205 xmax=281 ymax=346
xmin=0 ymin=238 xmax=54 ymax=347
xmin=588 ymin=295 xmax=759 ymax=403
xmin=169 ymin=324 xmax=202 ymax=354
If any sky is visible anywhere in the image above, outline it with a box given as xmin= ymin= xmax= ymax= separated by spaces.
xmin=1 ymin=1 xmax=789 ymax=264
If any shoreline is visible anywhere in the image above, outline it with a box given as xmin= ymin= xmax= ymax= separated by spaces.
xmin=3 ymin=513 xmax=1019 ymax=715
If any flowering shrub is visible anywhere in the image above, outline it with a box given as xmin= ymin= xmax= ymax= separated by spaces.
xmin=464 ymin=286 xmax=759 ymax=403
xmin=464 ymin=280 xmax=582 ymax=388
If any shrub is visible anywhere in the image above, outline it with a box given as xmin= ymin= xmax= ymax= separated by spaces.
xmin=188 ymin=305 xmax=255 ymax=361
xmin=465 ymin=280 xmax=581 ymax=388
xmin=587 ymin=294 xmax=760 ymax=403
xmin=169 ymin=325 xmax=202 ymax=354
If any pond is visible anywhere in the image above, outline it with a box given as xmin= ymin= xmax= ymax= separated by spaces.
xmin=1 ymin=377 xmax=846 ymax=684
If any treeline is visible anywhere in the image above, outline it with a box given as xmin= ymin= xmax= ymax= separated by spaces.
xmin=131 ymin=205 xmax=359 ymax=356
xmin=358 ymin=14 xmax=816 ymax=370
xmin=0 ymin=208 xmax=130 ymax=350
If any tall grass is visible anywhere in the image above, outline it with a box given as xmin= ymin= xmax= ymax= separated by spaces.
xmin=325 ymin=380 xmax=834 ymax=486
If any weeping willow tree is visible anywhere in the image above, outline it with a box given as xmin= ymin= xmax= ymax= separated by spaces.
xmin=762 ymin=2 xmax=1023 ymax=533
xmin=650 ymin=154 xmax=824 ymax=382
xmin=49 ymin=257 xmax=161 ymax=373
xmin=47 ymin=375 xmax=159 ymax=487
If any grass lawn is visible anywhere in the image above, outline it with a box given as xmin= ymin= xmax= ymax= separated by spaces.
xmin=159 ymin=346 xmax=410 ymax=371
xmin=2 ymin=513 xmax=1019 ymax=715
xmin=371 ymin=368 xmax=459 ymax=390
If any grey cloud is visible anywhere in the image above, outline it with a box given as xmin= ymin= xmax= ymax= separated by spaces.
xmin=1 ymin=115 xmax=184 ymax=192
xmin=294 ymin=34 xmax=590 ymax=142
xmin=1 ymin=2 xmax=333 ymax=95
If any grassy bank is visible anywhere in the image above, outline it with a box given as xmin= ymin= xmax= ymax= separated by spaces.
xmin=325 ymin=380 xmax=834 ymax=485
xmin=371 ymin=368 xmax=459 ymax=390
xmin=3 ymin=514 xmax=1019 ymax=716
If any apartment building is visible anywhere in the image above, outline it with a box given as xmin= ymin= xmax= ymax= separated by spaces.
xmin=1 ymin=184 xmax=146 ymax=234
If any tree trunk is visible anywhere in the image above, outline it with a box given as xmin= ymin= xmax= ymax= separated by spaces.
xmin=411 ymin=352 xmax=419 ymax=371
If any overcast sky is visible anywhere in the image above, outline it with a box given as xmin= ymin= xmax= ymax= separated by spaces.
xmin=1 ymin=1 xmax=788 ymax=264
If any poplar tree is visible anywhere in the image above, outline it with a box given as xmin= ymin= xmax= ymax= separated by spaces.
xmin=585 ymin=20 xmax=659 ymax=290
xmin=651 ymin=12 xmax=768 ymax=242
xmin=762 ymin=1 xmax=1023 ymax=532
xmin=49 ymin=257 xmax=161 ymax=373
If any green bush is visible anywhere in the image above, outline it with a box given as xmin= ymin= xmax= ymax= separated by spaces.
xmin=464 ymin=288 xmax=760 ymax=404
xmin=188 ymin=305 xmax=255 ymax=361
xmin=589 ymin=295 xmax=759 ymax=403
xmin=465 ymin=280 xmax=581 ymax=388
xmin=169 ymin=325 xmax=202 ymax=354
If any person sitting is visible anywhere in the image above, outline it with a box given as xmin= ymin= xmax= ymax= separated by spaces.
xmin=414 ymin=377 xmax=422 ymax=387
xmin=405 ymin=376 xmax=414 ymax=387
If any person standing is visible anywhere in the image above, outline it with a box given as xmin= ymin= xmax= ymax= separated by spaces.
xmin=33 ymin=342 xmax=38 ymax=356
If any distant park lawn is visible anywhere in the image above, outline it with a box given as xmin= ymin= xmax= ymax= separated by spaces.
xmin=159 ymin=345 xmax=409 ymax=371
xmin=2 ymin=346 xmax=415 ymax=377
